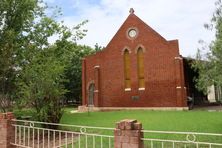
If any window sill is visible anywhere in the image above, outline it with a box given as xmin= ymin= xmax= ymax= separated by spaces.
xmin=125 ymin=88 xmax=131 ymax=91
xmin=138 ymin=88 xmax=145 ymax=91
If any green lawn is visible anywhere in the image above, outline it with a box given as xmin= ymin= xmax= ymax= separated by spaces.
xmin=13 ymin=108 xmax=222 ymax=133
xmin=60 ymin=110 xmax=222 ymax=133
xmin=60 ymin=110 xmax=222 ymax=147
xmin=13 ymin=108 xmax=222 ymax=147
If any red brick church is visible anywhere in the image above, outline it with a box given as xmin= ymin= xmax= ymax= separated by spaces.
xmin=80 ymin=9 xmax=208 ymax=111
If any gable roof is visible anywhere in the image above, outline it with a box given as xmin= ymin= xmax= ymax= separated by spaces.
xmin=105 ymin=9 xmax=168 ymax=49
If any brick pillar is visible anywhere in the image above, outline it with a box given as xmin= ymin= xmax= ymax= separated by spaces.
xmin=175 ymin=56 xmax=187 ymax=107
xmin=82 ymin=58 xmax=86 ymax=105
xmin=94 ymin=65 xmax=100 ymax=107
xmin=0 ymin=112 xmax=15 ymax=148
xmin=114 ymin=119 xmax=144 ymax=148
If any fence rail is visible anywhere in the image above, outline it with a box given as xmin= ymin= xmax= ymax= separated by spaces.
xmin=141 ymin=130 xmax=222 ymax=148
xmin=7 ymin=118 xmax=222 ymax=148
xmin=11 ymin=119 xmax=114 ymax=148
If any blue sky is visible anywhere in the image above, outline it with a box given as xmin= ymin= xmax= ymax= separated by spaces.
xmin=45 ymin=0 xmax=216 ymax=57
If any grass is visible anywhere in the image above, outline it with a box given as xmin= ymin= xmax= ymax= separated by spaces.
xmin=13 ymin=107 xmax=76 ymax=120
xmin=12 ymin=108 xmax=222 ymax=134
xmin=11 ymin=108 xmax=222 ymax=147
xmin=60 ymin=110 xmax=222 ymax=133
xmin=59 ymin=110 xmax=222 ymax=147
xmin=13 ymin=108 xmax=36 ymax=119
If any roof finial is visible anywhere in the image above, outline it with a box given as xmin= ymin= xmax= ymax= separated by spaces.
xmin=129 ymin=8 xmax=134 ymax=14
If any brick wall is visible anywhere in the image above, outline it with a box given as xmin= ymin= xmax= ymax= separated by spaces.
xmin=0 ymin=112 xmax=15 ymax=148
xmin=82 ymin=12 xmax=187 ymax=108
xmin=114 ymin=119 xmax=143 ymax=148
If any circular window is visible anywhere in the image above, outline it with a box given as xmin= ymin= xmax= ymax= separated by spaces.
xmin=128 ymin=29 xmax=137 ymax=38
xmin=127 ymin=28 xmax=138 ymax=39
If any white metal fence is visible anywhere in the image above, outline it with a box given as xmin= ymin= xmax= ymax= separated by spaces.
xmin=141 ymin=130 xmax=222 ymax=148
xmin=10 ymin=119 xmax=222 ymax=148
xmin=11 ymin=119 xmax=114 ymax=148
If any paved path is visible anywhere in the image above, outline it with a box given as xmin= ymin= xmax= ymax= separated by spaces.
xmin=194 ymin=105 xmax=222 ymax=111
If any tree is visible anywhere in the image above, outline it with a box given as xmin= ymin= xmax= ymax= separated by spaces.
xmin=0 ymin=0 xmax=42 ymax=112
xmin=94 ymin=43 xmax=104 ymax=52
xmin=0 ymin=0 xmax=91 ymax=123
xmin=49 ymin=23 xmax=95 ymax=105
xmin=62 ymin=44 xmax=95 ymax=105
xmin=18 ymin=22 xmax=92 ymax=123
xmin=18 ymin=46 xmax=67 ymax=123
xmin=17 ymin=8 xmax=90 ymax=123
xmin=193 ymin=0 xmax=222 ymax=102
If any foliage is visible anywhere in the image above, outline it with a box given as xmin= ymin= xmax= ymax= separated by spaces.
xmin=18 ymin=46 xmax=67 ymax=123
xmin=62 ymin=44 xmax=95 ymax=104
xmin=0 ymin=0 xmax=42 ymax=112
xmin=193 ymin=0 xmax=222 ymax=96
xmin=0 ymin=0 xmax=94 ymax=123
xmin=94 ymin=43 xmax=104 ymax=52
xmin=13 ymin=108 xmax=36 ymax=119
xmin=17 ymin=9 xmax=91 ymax=123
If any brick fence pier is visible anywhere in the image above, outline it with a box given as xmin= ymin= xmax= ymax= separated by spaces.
xmin=0 ymin=112 xmax=15 ymax=148
xmin=114 ymin=119 xmax=144 ymax=148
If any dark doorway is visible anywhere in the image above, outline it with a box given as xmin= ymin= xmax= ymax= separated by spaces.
xmin=183 ymin=58 xmax=207 ymax=106
xmin=88 ymin=83 xmax=95 ymax=105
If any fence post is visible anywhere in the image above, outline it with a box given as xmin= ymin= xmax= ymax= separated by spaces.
xmin=0 ymin=112 xmax=15 ymax=148
xmin=114 ymin=119 xmax=144 ymax=148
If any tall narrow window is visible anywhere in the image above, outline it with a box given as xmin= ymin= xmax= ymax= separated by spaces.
xmin=124 ymin=49 xmax=131 ymax=90
xmin=137 ymin=48 xmax=145 ymax=89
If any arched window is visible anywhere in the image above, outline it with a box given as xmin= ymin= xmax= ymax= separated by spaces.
xmin=124 ymin=49 xmax=131 ymax=89
xmin=137 ymin=47 xmax=145 ymax=89
xmin=88 ymin=83 xmax=95 ymax=105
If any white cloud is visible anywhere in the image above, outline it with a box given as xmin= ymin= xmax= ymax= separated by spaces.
xmin=58 ymin=0 xmax=215 ymax=57
xmin=44 ymin=0 xmax=56 ymax=3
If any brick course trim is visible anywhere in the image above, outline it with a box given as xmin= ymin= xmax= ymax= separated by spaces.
xmin=78 ymin=106 xmax=188 ymax=112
